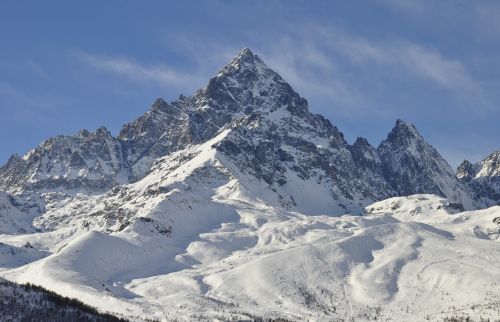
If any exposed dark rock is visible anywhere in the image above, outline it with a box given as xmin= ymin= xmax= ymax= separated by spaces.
xmin=456 ymin=150 xmax=500 ymax=206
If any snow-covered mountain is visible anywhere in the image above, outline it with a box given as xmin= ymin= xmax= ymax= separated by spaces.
xmin=0 ymin=127 xmax=127 ymax=194
xmin=457 ymin=150 xmax=500 ymax=206
xmin=0 ymin=48 xmax=473 ymax=213
xmin=0 ymin=48 xmax=499 ymax=321
xmin=378 ymin=119 xmax=473 ymax=206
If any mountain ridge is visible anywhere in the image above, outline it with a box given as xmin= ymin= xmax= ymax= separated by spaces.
xmin=457 ymin=150 xmax=500 ymax=205
xmin=0 ymin=48 xmax=481 ymax=211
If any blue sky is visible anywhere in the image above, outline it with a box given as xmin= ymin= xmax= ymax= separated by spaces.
xmin=1 ymin=1 xmax=499 ymax=168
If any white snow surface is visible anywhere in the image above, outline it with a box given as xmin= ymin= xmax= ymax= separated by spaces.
xmin=1 ymin=131 xmax=500 ymax=321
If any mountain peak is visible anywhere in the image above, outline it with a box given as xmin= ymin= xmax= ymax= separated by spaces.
xmin=394 ymin=119 xmax=418 ymax=133
xmin=457 ymin=150 xmax=500 ymax=181
xmin=475 ymin=150 xmax=500 ymax=178
xmin=458 ymin=149 xmax=500 ymax=205
xmin=377 ymin=119 xmax=465 ymax=200
xmin=353 ymin=137 xmax=371 ymax=148
xmin=152 ymin=97 xmax=168 ymax=108
xmin=217 ymin=47 xmax=266 ymax=78
xmin=95 ymin=126 xmax=111 ymax=137
xmin=203 ymin=48 xmax=307 ymax=116
xmin=456 ymin=159 xmax=474 ymax=181
xmin=486 ymin=150 xmax=500 ymax=161
xmin=236 ymin=47 xmax=255 ymax=61
xmin=78 ymin=127 xmax=111 ymax=138
xmin=385 ymin=119 xmax=422 ymax=144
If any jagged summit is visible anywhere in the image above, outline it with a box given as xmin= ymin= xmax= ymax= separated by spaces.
xmin=352 ymin=137 xmax=372 ymax=148
xmin=383 ymin=119 xmax=422 ymax=146
xmin=214 ymin=47 xmax=268 ymax=82
xmin=224 ymin=47 xmax=260 ymax=69
xmin=395 ymin=118 xmax=415 ymax=128
xmin=394 ymin=118 xmax=419 ymax=132
xmin=202 ymin=47 xmax=308 ymax=117
xmin=457 ymin=150 xmax=500 ymax=180
xmin=151 ymin=97 xmax=168 ymax=109
xmin=476 ymin=150 xmax=500 ymax=178
xmin=457 ymin=159 xmax=475 ymax=181
xmin=237 ymin=47 xmax=255 ymax=59
xmin=378 ymin=119 xmax=469 ymax=202
xmin=457 ymin=150 xmax=500 ymax=205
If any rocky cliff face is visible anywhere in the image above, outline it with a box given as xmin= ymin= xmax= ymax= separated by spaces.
xmin=117 ymin=48 xmax=314 ymax=181
xmin=0 ymin=127 xmax=128 ymax=194
xmin=377 ymin=120 xmax=468 ymax=203
xmin=457 ymin=150 xmax=500 ymax=205
xmin=0 ymin=48 xmax=476 ymax=214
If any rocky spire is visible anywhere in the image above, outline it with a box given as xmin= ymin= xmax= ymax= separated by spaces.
xmin=383 ymin=119 xmax=422 ymax=146
xmin=458 ymin=150 xmax=500 ymax=206
xmin=456 ymin=160 xmax=474 ymax=181
xmin=378 ymin=119 xmax=464 ymax=201
xmin=203 ymin=48 xmax=308 ymax=116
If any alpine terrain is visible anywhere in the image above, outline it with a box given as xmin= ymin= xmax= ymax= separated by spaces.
xmin=0 ymin=48 xmax=499 ymax=321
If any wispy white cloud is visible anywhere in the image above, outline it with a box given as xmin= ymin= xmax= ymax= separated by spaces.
xmin=379 ymin=0 xmax=500 ymax=38
xmin=376 ymin=0 xmax=429 ymax=12
xmin=0 ymin=82 xmax=68 ymax=124
xmin=476 ymin=2 xmax=500 ymax=37
xmin=73 ymin=25 xmax=486 ymax=118
xmin=311 ymin=27 xmax=481 ymax=93
xmin=402 ymin=44 xmax=479 ymax=91
xmin=75 ymin=51 xmax=206 ymax=90
xmin=259 ymin=35 xmax=365 ymax=108
xmin=250 ymin=26 xmax=485 ymax=117
xmin=0 ymin=59 xmax=50 ymax=79
xmin=434 ymin=131 xmax=500 ymax=168
xmin=159 ymin=32 xmax=240 ymax=70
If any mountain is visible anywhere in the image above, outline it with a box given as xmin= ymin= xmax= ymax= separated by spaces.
xmin=0 ymin=48 xmax=498 ymax=321
xmin=457 ymin=150 xmax=500 ymax=205
xmin=0 ymin=48 xmax=471 ymax=214
xmin=378 ymin=119 xmax=470 ymax=205
xmin=0 ymin=127 xmax=128 ymax=194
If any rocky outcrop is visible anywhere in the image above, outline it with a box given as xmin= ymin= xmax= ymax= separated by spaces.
xmin=457 ymin=151 xmax=500 ymax=205
xmin=377 ymin=119 xmax=467 ymax=202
